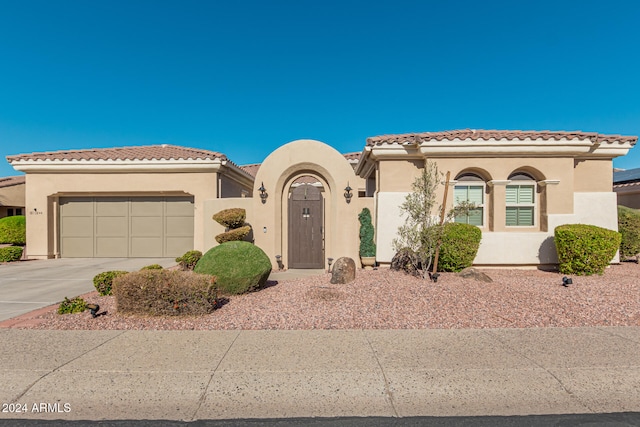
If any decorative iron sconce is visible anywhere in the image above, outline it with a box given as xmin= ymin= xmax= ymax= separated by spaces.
xmin=258 ymin=182 xmax=268 ymax=204
xmin=344 ymin=183 xmax=353 ymax=204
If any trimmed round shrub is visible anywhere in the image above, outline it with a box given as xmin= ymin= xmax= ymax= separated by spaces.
xmin=93 ymin=270 xmax=129 ymax=296
xmin=215 ymin=225 xmax=251 ymax=244
xmin=618 ymin=205 xmax=640 ymax=260
xmin=436 ymin=222 xmax=482 ymax=272
xmin=554 ymin=224 xmax=621 ymax=275
xmin=140 ymin=264 xmax=163 ymax=270
xmin=0 ymin=215 xmax=26 ymax=245
xmin=194 ymin=241 xmax=271 ymax=295
xmin=176 ymin=250 xmax=202 ymax=271
xmin=0 ymin=246 xmax=23 ymax=262
xmin=113 ymin=270 xmax=218 ymax=316
xmin=212 ymin=208 xmax=246 ymax=229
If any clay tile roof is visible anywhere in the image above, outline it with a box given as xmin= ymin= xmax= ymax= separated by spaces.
xmin=0 ymin=175 xmax=25 ymax=188
xmin=343 ymin=152 xmax=360 ymax=161
xmin=366 ymin=129 xmax=638 ymax=146
xmin=6 ymin=145 xmax=227 ymax=162
xmin=240 ymin=163 xmax=261 ymax=178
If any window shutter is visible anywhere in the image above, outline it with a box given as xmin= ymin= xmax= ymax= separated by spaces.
xmin=518 ymin=186 xmax=534 ymax=204
xmin=467 ymin=186 xmax=483 ymax=205
xmin=454 ymin=187 xmax=467 ymax=204
xmin=506 ymin=186 xmax=518 ymax=204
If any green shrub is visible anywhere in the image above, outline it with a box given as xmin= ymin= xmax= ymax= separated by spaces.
xmin=436 ymin=222 xmax=482 ymax=272
xmin=554 ymin=224 xmax=621 ymax=275
xmin=194 ymin=241 xmax=271 ymax=295
xmin=0 ymin=215 xmax=26 ymax=245
xmin=175 ymin=250 xmax=202 ymax=270
xmin=212 ymin=208 xmax=246 ymax=229
xmin=358 ymin=208 xmax=376 ymax=257
xmin=0 ymin=246 xmax=23 ymax=262
xmin=57 ymin=296 xmax=87 ymax=315
xmin=93 ymin=270 xmax=129 ymax=296
xmin=215 ymin=225 xmax=251 ymax=244
xmin=113 ymin=270 xmax=218 ymax=316
xmin=140 ymin=264 xmax=163 ymax=270
xmin=618 ymin=205 xmax=640 ymax=260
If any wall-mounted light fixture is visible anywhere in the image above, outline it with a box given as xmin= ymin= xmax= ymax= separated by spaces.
xmin=258 ymin=182 xmax=268 ymax=204
xmin=344 ymin=183 xmax=353 ymax=204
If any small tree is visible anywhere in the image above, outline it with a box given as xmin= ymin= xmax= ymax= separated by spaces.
xmin=393 ymin=161 xmax=474 ymax=279
xmin=358 ymin=208 xmax=376 ymax=257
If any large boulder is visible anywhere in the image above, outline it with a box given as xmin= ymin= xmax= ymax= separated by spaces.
xmin=457 ymin=267 xmax=492 ymax=283
xmin=194 ymin=241 xmax=271 ymax=294
xmin=330 ymin=257 xmax=356 ymax=284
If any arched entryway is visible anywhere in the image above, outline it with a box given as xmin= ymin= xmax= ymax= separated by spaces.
xmin=288 ymin=182 xmax=324 ymax=268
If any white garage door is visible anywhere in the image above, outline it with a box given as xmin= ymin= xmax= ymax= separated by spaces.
xmin=59 ymin=196 xmax=194 ymax=257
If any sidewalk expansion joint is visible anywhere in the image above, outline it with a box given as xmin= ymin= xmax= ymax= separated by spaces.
xmin=9 ymin=330 xmax=128 ymax=404
xmin=364 ymin=331 xmax=399 ymax=417
xmin=481 ymin=329 xmax=596 ymax=413
xmin=190 ymin=329 xmax=242 ymax=421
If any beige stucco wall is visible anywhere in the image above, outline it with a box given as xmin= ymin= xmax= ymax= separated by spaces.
xmin=251 ymin=139 xmax=367 ymax=270
xmin=23 ymin=171 xmax=218 ymax=259
xmin=573 ymin=159 xmax=613 ymax=192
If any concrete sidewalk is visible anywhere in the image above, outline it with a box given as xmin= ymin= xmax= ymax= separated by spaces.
xmin=0 ymin=327 xmax=638 ymax=421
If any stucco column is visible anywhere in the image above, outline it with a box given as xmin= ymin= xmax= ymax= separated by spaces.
xmin=487 ymin=180 xmax=510 ymax=232
xmin=537 ymin=180 xmax=560 ymax=232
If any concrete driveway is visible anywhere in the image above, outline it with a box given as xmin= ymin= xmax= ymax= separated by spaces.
xmin=0 ymin=258 xmax=177 ymax=321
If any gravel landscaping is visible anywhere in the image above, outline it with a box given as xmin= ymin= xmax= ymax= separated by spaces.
xmin=17 ymin=263 xmax=640 ymax=330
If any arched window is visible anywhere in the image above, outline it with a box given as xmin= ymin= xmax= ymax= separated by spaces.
xmin=506 ymin=172 xmax=536 ymax=227
xmin=454 ymin=173 xmax=485 ymax=226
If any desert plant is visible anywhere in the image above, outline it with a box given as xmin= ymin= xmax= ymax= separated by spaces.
xmin=140 ymin=264 xmax=163 ymax=270
xmin=0 ymin=246 xmax=23 ymax=262
xmin=215 ymin=225 xmax=251 ymax=244
xmin=57 ymin=296 xmax=87 ymax=315
xmin=93 ymin=270 xmax=129 ymax=296
xmin=618 ymin=205 xmax=640 ymax=260
xmin=358 ymin=208 xmax=376 ymax=257
xmin=554 ymin=224 xmax=621 ymax=275
xmin=113 ymin=270 xmax=218 ymax=316
xmin=0 ymin=215 xmax=26 ymax=245
xmin=194 ymin=241 xmax=271 ymax=295
xmin=212 ymin=208 xmax=246 ymax=229
xmin=436 ymin=222 xmax=482 ymax=272
xmin=175 ymin=250 xmax=202 ymax=270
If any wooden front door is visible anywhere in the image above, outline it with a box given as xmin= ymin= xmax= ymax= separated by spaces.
xmin=288 ymin=184 xmax=324 ymax=268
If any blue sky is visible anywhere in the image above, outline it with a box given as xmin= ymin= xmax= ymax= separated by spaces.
xmin=1 ymin=0 xmax=639 ymax=177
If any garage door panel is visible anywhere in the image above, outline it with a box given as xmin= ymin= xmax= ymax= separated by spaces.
xmin=131 ymin=237 xmax=163 ymax=257
xmin=96 ymin=237 xmax=128 ymax=257
xmin=96 ymin=217 xmax=128 ymax=236
xmin=166 ymin=198 xmax=194 ymax=215
xmin=166 ymin=216 xmax=194 ymax=237
xmin=61 ymin=217 xmax=93 ymax=237
xmin=131 ymin=199 xmax=164 ymax=215
xmin=60 ymin=198 xmax=94 ymax=215
xmin=131 ymin=216 xmax=163 ymax=237
xmin=95 ymin=198 xmax=128 ymax=215
xmin=61 ymin=237 xmax=93 ymax=257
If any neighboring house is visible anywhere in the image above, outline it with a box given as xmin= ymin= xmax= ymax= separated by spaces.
xmin=7 ymin=129 xmax=637 ymax=269
xmin=613 ymin=167 xmax=640 ymax=209
xmin=0 ymin=175 xmax=25 ymax=218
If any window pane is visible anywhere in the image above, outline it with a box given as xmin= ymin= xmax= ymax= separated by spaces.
xmin=468 ymin=186 xmax=483 ymax=205
xmin=454 ymin=187 xmax=467 ymax=204
xmin=518 ymin=186 xmax=534 ymax=204
xmin=506 ymin=207 xmax=518 ymax=226
xmin=518 ymin=207 xmax=534 ymax=226
xmin=468 ymin=208 xmax=483 ymax=226
xmin=506 ymin=186 xmax=518 ymax=204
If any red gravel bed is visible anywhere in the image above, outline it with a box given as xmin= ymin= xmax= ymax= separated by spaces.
xmin=13 ymin=263 xmax=640 ymax=330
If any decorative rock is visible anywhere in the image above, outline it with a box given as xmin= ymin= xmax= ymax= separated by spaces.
xmin=457 ymin=267 xmax=493 ymax=283
xmin=330 ymin=257 xmax=356 ymax=284
xmin=390 ymin=248 xmax=421 ymax=277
